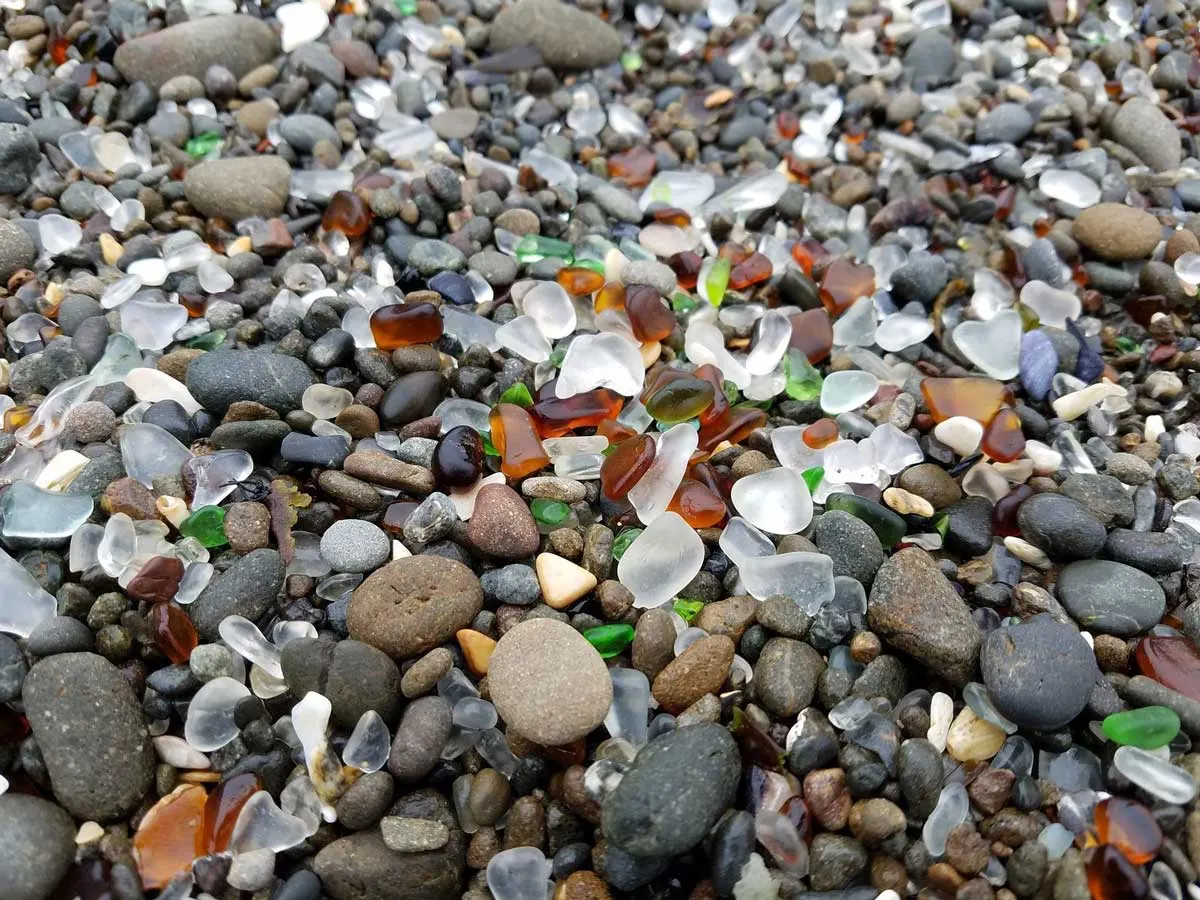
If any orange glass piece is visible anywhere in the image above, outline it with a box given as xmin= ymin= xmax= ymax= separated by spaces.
xmin=652 ymin=207 xmax=692 ymax=227
xmin=133 ymin=784 xmax=207 ymax=890
xmin=556 ymin=266 xmax=605 ymax=295
xmin=788 ymin=308 xmax=833 ymax=365
xmin=180 ymin=294 xmax=209 ymax=317
xmin=729 ymin=253 xmax=772 ymax=291
xmin=981 ymin=407 xmax=1025 ymax=462
xmin=777 ymin=110 xmax=800 ymax=140
xmin=699 ymin=406 xmax=767 ymax=454
xmin=322 ymin=191 xmax=371 ymax=238
xmin=1135 ymin=636 xmax=1200 ymax=703
xmin=4 ymin=405 xmax=33 ymax=432
xmin=668 ymin=478 xmax=726 ymax=527
xmin=1094 ymin=797 xmax=1162 ymax=865
xmin=803 ymin=418 xmax=840 ymax=449
xmin=920 ymin=377 xmax=1009 ymax=424
xmin=382 ymin=500 xmax=420 ymax=534
xmin=149 ymin=602 xmax=198 ymax=664
xmin=820 ymin=259 xmax=876 ymax=316
xmin=369 ymin=302 xmax=444 ymax=349
xmin=127 ymin=556 xmax=186 ymax=605
xmin=601 ymin=435 xmax=656 ymax=501
xmin=791 ymin=238 xmax=832 ymax=277
xmin=594 ymin=282 xmax=626 ymax=312
xmin=626 ymin=286 xmax=675 ymax=342
xmin=531 ymin=389 xmax=624 ymax=438
xmin=607 ymin=145 xmax=657 ymax=187
xmin=668 ymin=252 xmax=704 ymax=290
xmin=695 ymin=364 xmax=729 ymax=427
xmin=200 ymin=773 xmax=261 ymax=855
xmin=690 ymin=461 xmax=729 ymax=503
xmin=597 ymin=418 xmax=637 ymax=443
xmin=1086 ymin=845 xmax=1149 ymax=900
xmin=489 ymin=403 xmax=550 ymax=479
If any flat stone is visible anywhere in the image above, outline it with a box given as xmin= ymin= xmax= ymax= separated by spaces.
xmin=1109 ymin=97 xmax=1182 ymax=172
xmin=489 ymin=0 xmax=621 ymax=70
xmin=0 ymin=795 xmax=76 ymax=900
xmin=753 ymin=637 xmax=825 ymax=718
xmin=280 ymin=637 xmax=402 ymax=728
xmin=188 ymin=548 xmax=284 ymax=641
xmin=380 ymin=816 xmax=450 ymax=852
xmin=981 ymin=614 xmax=1098 ymax=730
xmin=114 ymin=15 xmax=279 ymax=90
xmin=348 ymin=556 xmax=483 ymax=659
xmin=1016 ymin=493 xmax=1106 ymax=560
xmin=1056 ymin=559 xmax=1165 ymax=636
xmin=602 ymin=723 xmax=740 ymax=857
xmin=186 ymin=350 xmax=315 ymax=415
xmin=183 ymin=156 xmax=292 ymax=223
xmin=22 ymin=652 xmax=154 ymax=821
xmin=651 ymin=634 xmax=735 ymax=714
xmin=487 ymin=617 xmax=612 ymax=745
xmin=867 ymin=547 xmax=981 ymax=685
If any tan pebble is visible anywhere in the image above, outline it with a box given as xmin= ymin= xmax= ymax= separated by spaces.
xmin=99 ymin=233 xmax=123 ymax=265
xmin=535 ymin=552 xmax=597 ymax=610
xmin=226 ymin=236 xmax=253 ymax=255
xmin=946 ymin=707 xmax=1006 ymax=762
xmin=75 ymin=821 xmax=104 ymax=845
xmin=457 ymin=629 xmax=497 ymax=676
xmin=156 ymin=495 xmax=189 ymax=528
xmin=639 ymin=340 xmax=661 ymax=368
xmin=705 ymin=88 xmax=735 ymax=108
xmin=883 ymin=486 xmax=934 ymax=518
xmin=1003 ymin=536 xmax=1049 ymax=568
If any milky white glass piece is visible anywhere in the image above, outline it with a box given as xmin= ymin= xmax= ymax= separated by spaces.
xmin=820 ymin=370 xmax=879 ymax=415
xmin=556 ymin=332 xmax=644 ymax=398
xmin=185 ymin=677 xmax=251 ymax=751
xmin=618 ymin=511 xmax=704 ymax=609
xmin=627 ymin=424 xmax=698 ymax=525
xmin=731 ymin=466 xmax=813 ymax=535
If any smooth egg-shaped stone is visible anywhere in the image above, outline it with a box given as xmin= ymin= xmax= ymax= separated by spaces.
xmin=432 ymin=425 xmax=484 ymax=489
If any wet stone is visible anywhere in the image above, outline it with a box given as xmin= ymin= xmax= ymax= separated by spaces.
xmin=1056 ymin=560 xmax=1166 ymax=637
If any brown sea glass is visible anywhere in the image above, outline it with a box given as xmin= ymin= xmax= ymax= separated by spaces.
xmin=556 ymin=266 xmax=605 ymax=295
xmin=1094 ymin=797 xmax=1162 ymax=865
xmin=133 ymin=784 xmax=207 ymax=890
xmin=645 ymin=376 xmax=715 ymax=424
xmin=668 ymin=478 xmax=726 ymax=527
xmin=1086 ymin=844 xmax=1149 ymax=900
xmin=607 ymin=145 xmax=657 ymax=187
xmin=600 ymin=435 xmax=656 ymax=501
xmin=626 ymin=286 xmax=675 ymax=342
xmin=369 ymin=302 xmax=444 ymax=349
xmin=200 ymin=772 xmax=261 ymax=855
xmin=981 ymin=407 xmax=1025 ymax=462
xmin=699 ymin=406 xmax=768 ymax=454
xmin=127 ymin=556 xmax=186 ymax=604
xmin=531 ymin=389 xmax=623 ymax=438
xmin=788 ymin=308 xmax=834 ymax=365
xmin=668 ymin=252 xmax=704 ymax=290
xmin=920 ymin=377 xmax=1009 ymax=424
xmin=489 ymin=403 xmax=551 ymax=479
xmin=1135 ymin=636 xmax=1200 ymax=703
xmin=803 ymin=418 xmax=839 ymax=449
xmin=790 ymin=238 xmax=831 ymax=276
xmin=149 ymin=602 xmax=198 ymax=664
xmin=992 ymin=484 xmax=1032 ymax=537
xmin=819 ymin=259 xmax=875 ymax=316
xmin=322 ymin=191 xmax=371 ymax=238
xmin=695 ymin=364 xmax=730 ymax=426
xmin=729 ymin=252 xmax=772 ymax=291
xmin=594 ymin=281 xmax=626 ymax=312
xmin=382 ymin=501 xmax=419 ymax=533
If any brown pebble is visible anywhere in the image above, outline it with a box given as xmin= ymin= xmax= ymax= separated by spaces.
xmin=343 ymin=451 xmax=434 ymax=495
xmin=850 ymin=631 xmax=882 ymax=664
xmin=694 ymin=595 xmax=758 ymax=641
xmin=870 ymin=856 xmax=908 ymax=893
xmin=651 ymin=634 xmax=735 ymax=714
xmin=335 ymin=404 xmax=380 ymax=439
xmin=547 ymin=527 xmax=584 ymax=560
xmin=968 ymin=768 xmax=1015 ymax=816
xmin=945 ymin=823 xmax=990 ymax=876
xmin=1093 ymin=634 xmax=1130 ymax=673
xmin=400 ymin=647 xmax=454 ymax=698
xmin=1165 ymin=229 xmax=1200 ymax=265
xmin=928 ymin=861 xmax=967 ymax=894
xmin=804 ymin=768 xmax=851 ymax=832
xmin=957 ymin=878 xmax=996 ymax=900
xmin=155 ymin=349 xmax=203 ymax=382
xmin=223 ymin=501 xmax=271 ymax=553
xmin=503 ymin=795 xmax=546 ymax=851
xmin=467 ymin=484 xmax=541 ymax=560
xmin=222 ymin=400 xmax=279 ymax=423
xmin=468 ymin=768 xmax=512 ymax=827
xmin=101 ymin=477 xmax=160 ymax=520
xmin=317 ymin=470 xmax=382 ymax=511
xmin=466 ymin=825 xmax=500 ymax=869
xmin=561 ymin=765 xmax=602 ymax=825
xmin=557 ymin=871 xmax=613 ymax=900
xmin=596 ymin=580 xmax=634 ymax=620
xmin=632 ymin=607 xmax=676 ymax=680
xmin=848 ymin=798 xmax=906 ymax=846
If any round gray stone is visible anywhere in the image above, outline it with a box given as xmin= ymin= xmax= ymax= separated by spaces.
xmin=1109 ymin=96 xmax=1182 ymax=172
xmin=185 ymin=349 xmax=316 ymax=415
xmin=1016 ymin=493 xmax=1106 ymax=560
xmin=0 ymin=219 xmax=34 ymax=282
xmin=113 ymin=14 xmax=279 ymax=90
xmin=0 ymin=794 xmax=76 ymax=900
xmin=981 ymin=614 xmax=1098 ymax=730
xmin=22 ymin=652 xmax=154 ymax=821
xmin=0 ymin=124 xmax=38 ymax=195
xmin=320 ymin=519 xmax=391 ymax=573
xmin=388 ymin=696 xmax=453 ymax=783
xmin=188 ymin=548 xmax=284 ymax=641
xmin=1056 ymin=559 xmax=1166 ymax=636
xmin=602 ymin=723 xmax=741 ymax=858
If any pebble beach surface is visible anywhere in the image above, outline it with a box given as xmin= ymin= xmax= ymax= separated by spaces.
xmin=0 ymin=0 xmax=1199 ymax=898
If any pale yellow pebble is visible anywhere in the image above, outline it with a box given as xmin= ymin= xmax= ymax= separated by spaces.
xmin=945 ymin=707 xmax=1006 ymax=762
xmin=156 ymin=495 xmax=189 ymax=528
xmin=76 ymin=821 xmax=105 ymax=845
xmin=1003 ymin=535 xmax=1050 ymax=569
xmin=456 ymin=628 xmax=497 ymax=676
xmin=536 ymin=552 xmax=598 ymax=610
xmin=882 ymin=486 xmax=933 ymax=518
xmin=98 ymin=233 xmax=123 ymax=265
xmin=640 ymin=340 xmax=662 ymax=368
xmin=992 ymin=458 xmax=1035 ymax=483
xmin=44 ymin=282 xmax=65 ymax=307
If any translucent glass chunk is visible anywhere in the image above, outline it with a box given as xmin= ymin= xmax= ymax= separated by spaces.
xmin=627 ymin=424 xmax=698 ymax=525
xmin=618 ymin=511 xmax=704 ymax=609
xmin=229 ymin=790 xmax=310 ymax=853
xmin=186 ymin=450 xmax=253 ymax=510
xmin=1113 ymin=745 xmax=1198 ymax=804
xmin=185 ymin=677 xmax=251 ymax=751
xmin=604 ymin=667 xmax=651 ymax=747
xmin=730 ymin=466 xmax=813 ymax=535
xmin=0 ymin=547 xmax=57 ymax=637
xmin=219 ymin=615 xmax=282 ymax=679
xmin=121 ymin=423 xmax=193 ymax=488
xmin=740 ymin=552 xmax=836 ymax=612
xmin=820 ymin=370 xmax=879 ymax=415
xmin=555 ymin=333 xmax=644 ymax=399
xmin=343 ymin=710 xmax=390 ymax=773
xmin=923 ymin=782 xmax=969 ymax=857
xmin=0 ymin=482 xmax=93 ymax=540
xmin=487 ymin=847 xmax=553 ymax=900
